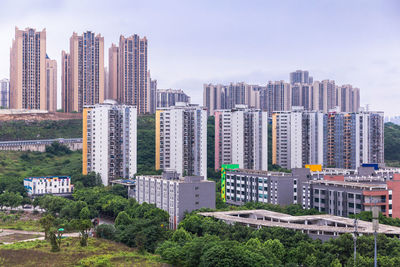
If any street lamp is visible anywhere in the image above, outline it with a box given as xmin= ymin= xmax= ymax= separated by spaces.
xmin=372 ymin=205 xmax=379 ymax=267
xmin=354 ymin=218 xmax=358 ymax=266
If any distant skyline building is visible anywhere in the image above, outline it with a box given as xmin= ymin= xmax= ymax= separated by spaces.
xmin=107 ymin=43 xmax=119 ymax=101
xmin=62 ymin=31 xmax=105 ymax=112
xmin=156 ymin=102 xmax=207 ymax=179
xmin=10 ymin=27 xmax=47 ymax=110
xmin=214 ymin=105 xmax=268 ymax=171
xmin=108 ymin=35 xmax=149 ymax=113
xmin=83 ymin=101 xmax=137 ymax=186
xmin=61 ymin=50 xmax=70 ymax=112
xmin=0 ymin=79 xmax=9 ymax=108
xmin=260 ymin=81 xmax=291 ymax=117
xmin=149 ymin=71 xmax=157 ymax=114
xmin=156 ymin=89 xmax=191 ymax=108
xmin=203 ymin=82 xmax=260 ymax=115
xmin=290 ymin=70 xmax=313 ymax=85
xmin=45 ymin=56 xmax=57 ymax=112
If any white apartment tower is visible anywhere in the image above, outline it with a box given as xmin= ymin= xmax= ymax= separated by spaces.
xmin=83 ymin=100 xmax=137 ymax=186
xmin=214 ymin=105 xmax=268 ymax=171
xmin=272 ymin=107 xmax=324 ymax=169
xmin=156 ymin=103 xmax=207 ymax=179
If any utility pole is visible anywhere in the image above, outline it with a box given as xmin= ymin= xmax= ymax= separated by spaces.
xmin=354 ymin=218 xmax=358 ymax=266
xmin=372 ymin=205 xmax=379 ymax=267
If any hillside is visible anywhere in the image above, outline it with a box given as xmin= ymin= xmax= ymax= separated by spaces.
xmin=0 ymin=237 xmax=165 ymax=266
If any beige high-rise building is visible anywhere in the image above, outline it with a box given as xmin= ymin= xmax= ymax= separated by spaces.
xmin=108 ymin=35 xmax=149 ymax=113
xmin=10 ymin=27 xmax=47 ymax=110
xmin=62 ymin=31 xmax=104 ymax=112
xmin=45 ymin=56 xmax=57 ymax=112
xmin=108 ymin=44 xmax=119 ymax=100
xmin=61 ymin=50 xmax=70 ymax=112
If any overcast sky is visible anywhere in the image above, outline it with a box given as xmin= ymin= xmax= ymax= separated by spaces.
xmin=0 ymin=0 xmax=399 ymax=114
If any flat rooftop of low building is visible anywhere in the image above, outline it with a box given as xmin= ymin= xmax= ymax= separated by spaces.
xmin=199 ymin=209 xmax=400 ymax=236
xmin=136 ymin=174 xmax=213 ymax=184
xmin=310 ymin=180 xmax=387 ymax=190
xmin=110 ymin=179 xmax=136 ymax=185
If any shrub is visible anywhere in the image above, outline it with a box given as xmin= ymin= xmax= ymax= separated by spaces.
xmin=95 ymin=224 xmax=116 ymax=240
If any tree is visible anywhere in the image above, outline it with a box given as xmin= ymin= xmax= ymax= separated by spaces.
xmin=2 ymin=191 xmax=23 ymax=210
xmin=39 ymin=214 xmax=56 ymax=240
xmin=70 ymin=219 xmax=92 ymax=247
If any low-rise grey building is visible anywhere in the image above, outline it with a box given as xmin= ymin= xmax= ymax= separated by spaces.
xmin=225 ymin=168 xmax=311 ymax=207
xmin=135 ymin=171 xmax=215 ymax=229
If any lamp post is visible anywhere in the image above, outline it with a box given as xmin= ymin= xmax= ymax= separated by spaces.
xmin=372 ymin=205 xmax=379 ymax=267
xmin=354 ymin=218 xmax=358 ymax=266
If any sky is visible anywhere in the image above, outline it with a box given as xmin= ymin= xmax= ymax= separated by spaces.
xmin=0 ymin=0 xmax=399 ymax=115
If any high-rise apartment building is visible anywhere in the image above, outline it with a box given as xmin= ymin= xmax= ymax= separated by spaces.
xmin=149 ymin=72 xmax=157 ymax=114
xmin=45 ymin=56 xmax=57 ymax=112
xmin=336 ymin=85 xmax=360 ymax=112
xmin=83 ymin=101 xmax=137 ymax=186
xmin=324 ymin=110 xmax=384 ymax=169
xmin=156 ymin=89 xmax=191 ymax=108
xmin=214 ymin=105 xmax=268 ymax=171
xmin=10 ymin=27 xmax=47 ymax=110
xmin=156 ymin=103 xmax=207 ymax=179
xmin=108 ymin=44 xmax=119 ymax=101
xmin=0 ymin=79 xmax=9 ymax=108
xmin=61 ymin=51 xmax=70 ymax=112
xmin=108 ymin=35 xmax=149 ymax=113
xmin=290 ymin=70 xmax=313 ymax=85
xmin=272 ymin=107 xmax=324 ymax=169
xmin=260 ymin=81 xmax=291 ymax=118
xmin=203 ymin=82 xmax=260 ymax=116
xmin=62 ymin=31 xmax=105 ymax=112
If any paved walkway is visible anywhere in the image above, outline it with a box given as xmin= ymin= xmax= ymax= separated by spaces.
xmin=0 ymin=228 xmax=80 ymax=245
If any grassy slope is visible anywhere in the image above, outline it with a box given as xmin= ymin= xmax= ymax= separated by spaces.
xmin=0 ymin=150 xmax=82 ymax=179
xmin=0 ymin=120 xmax=82 ymax=141
xmin=0 ymin=237 xmax=164 ymax=267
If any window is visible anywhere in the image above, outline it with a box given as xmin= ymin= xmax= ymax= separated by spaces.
xmin=349 ymin=203 xmax=354 ymax=208
xmin=348 ymin=193 xmax=354 ymax=198
xmin=389 ymin=195 xmax=392 ymax=200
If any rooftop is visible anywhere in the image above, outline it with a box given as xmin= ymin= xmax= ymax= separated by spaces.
xmin=310 ymin=180 xmax=387 ymax=190
xmin=199 ymin=210 xmax=400 ymax=236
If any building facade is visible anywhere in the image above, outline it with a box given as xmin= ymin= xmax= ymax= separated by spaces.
xmin=24 ymin=176 xmax=73 ymax=196
xmin=272 ymin=108 xmax=384 ymax=170
xmin=156 ymin=103 xmax=207 ymax=179
xmin=135 ymin=172 xmax=215 ymax=229
xmin=224 ymin=168 xmax=310 ymax=207
xmin=108 ymin=44 xmax=119 ymax=101
xmin=10 ymin=27 xmax=47 ymax=110
xmin=62 ymin=31 xmax=105 ymax=112
xmin=0 ymin=79 xmax=9 ymax=108
xmin=149 ymin=72 xmax=157 ymax=114
xmin=156 ymin=89 xmax=190 ymax=108
xmin=290 ymin=70 xmax=313 ymax=85
xmin=83 ymin=101 xmax=137 ymax=186
xmin=203 ymin=82 xmax=260 ymax=116
xmin=108 ymin=35 xmax=149 ymax=113
xmin=214 ymin=105 xmax=268 ymax=171
xmin=309 ymin=174 xmax=400 ymax=218
xmin=324 ymin=110 xmax=384 ymax=169
xmin=272 ymin=107 xmax=324 ymax=169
